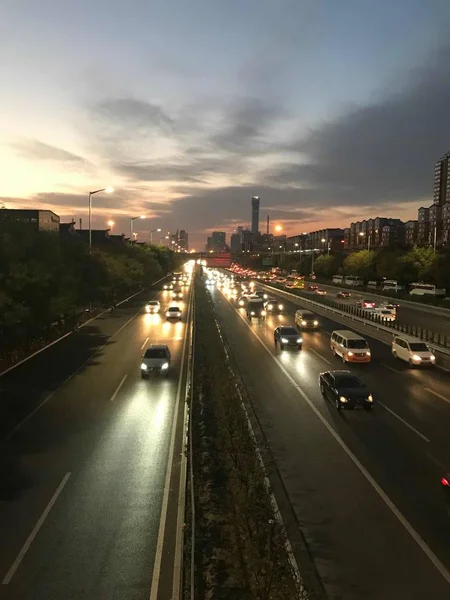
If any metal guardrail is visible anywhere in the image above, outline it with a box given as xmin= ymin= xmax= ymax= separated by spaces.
xmin=260 ymin=282 xmax=450 ymax=359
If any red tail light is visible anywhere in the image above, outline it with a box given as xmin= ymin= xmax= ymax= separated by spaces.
xmin=441 ymin=477 xmax=449 ymax=486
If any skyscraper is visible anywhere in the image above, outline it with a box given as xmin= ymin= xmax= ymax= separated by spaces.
xmin=433 ymin=152 xmax=450 ymax=205
xmin=251 ymin=196 xmax=260 ymax=234
xmin=179 ymin=229 xmax=189 ymax=251
xmin=211 ymin=231 xmax=226 ymax=252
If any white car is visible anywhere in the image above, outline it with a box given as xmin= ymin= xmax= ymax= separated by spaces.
xmin=163 ymin=282 xmax=174 ymax=290
xmin=141 ymin=344 xmax=171 ymax=378
xmin=145 ymin=300 xmax=161 ymax=313
xmin=392 ymin=334 xmax=436 ymax=366
xmin=373 ymin=308 xmax=396 ymax=322
xmin=171 ymin=288 xmax=183 ymax=299
xmin=166 ymin=306 xmax=182 ymax=321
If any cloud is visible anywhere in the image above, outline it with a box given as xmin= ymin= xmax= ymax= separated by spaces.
xmin=93 ymin=98 xmax=173 ymax=131
xmin=11 ymin=139 xmax=89 ymax=165
xmin=263 ymin=43 xmax=450 ymax=206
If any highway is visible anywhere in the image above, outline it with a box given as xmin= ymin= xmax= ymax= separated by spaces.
xmin=208 ymin=276 xmax=450 ymax=600
xmin=301 ymin=281 xmax=450 ymax=337
xmin=0 ymin=280 xmax=192 ymax=599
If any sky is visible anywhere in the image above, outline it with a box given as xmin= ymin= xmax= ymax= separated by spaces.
xmin=1 ymin=0 xmax=450 ymax=248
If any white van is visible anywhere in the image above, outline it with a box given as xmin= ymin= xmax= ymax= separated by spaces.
xmin=391 ymin=334 xmax=436 ymax=366
xmin=330 ymin=330 xmax=371 ymax=363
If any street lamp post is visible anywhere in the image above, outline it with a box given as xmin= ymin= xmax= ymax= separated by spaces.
xmin=150 ymin=228 xmax=162 ymax=244
xmin=130 ymin=215 xmax=146 ymax=240
xmin=359 ymin=231 xmax=370 ymax=251
xmin=88 ymin=187 xmax=114 ymax=251
xmin=321 ymin=237 xmax=330 ymax=255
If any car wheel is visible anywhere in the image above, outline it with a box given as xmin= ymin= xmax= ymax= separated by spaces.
xmin=342 ymin=354 xmax=346 ymax=364
xmin=332 ymin=348 xmax=336 ymax=357
xmin=280 ymin=344 xmax=285 ymax=350
xmin=335 ymin=398 xmax=343 ymax=411
xmin=392 ymin=350 xmax=398 ymax=359
xmin=297 ymin=345 xmax=302 ymax=350
xmin=320 ymin=383 xmax=325 ymax=396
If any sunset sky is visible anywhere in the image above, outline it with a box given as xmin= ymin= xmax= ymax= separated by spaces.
xmin=2 ymin=0 xmax=450 ymax=247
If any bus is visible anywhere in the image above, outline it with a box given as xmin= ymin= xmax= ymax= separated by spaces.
xmin=285 ymin=275 xmax=305 ymax=290
xmin=332 ymin=275 xmax=344 ymax=284
xmin=382 ymin=280 xmax=404 ymax=292
xmin=344 ymin=276 xmax=364 ymax=286
xmin=409 ymin=282 xmax=446 ymax=297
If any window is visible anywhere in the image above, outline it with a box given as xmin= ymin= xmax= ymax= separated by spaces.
xmin=347 ymin=339 xmax=369 ymax=349
xmin=144 ymin=348 xmax=168 ymax=359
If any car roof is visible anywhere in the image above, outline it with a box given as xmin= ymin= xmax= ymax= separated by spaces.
xmin=146 ymin=344 xmax=169 ymax=350
xmin=393 ymin=333 xmax=427 ymax=343
xmin=331 ymin=329 xmax=366 ymax=339
xmin=148 ymin=300 xmax=160 ymax=303
xmin=279 ymin=326 xmax=297 ymax=332
xmin=168 ymin=305 xmax=181 ymax=309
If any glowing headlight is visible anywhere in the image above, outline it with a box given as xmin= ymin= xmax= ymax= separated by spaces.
xmin=145 ymin=306 xmax=151 ymax=313
xmin=347 ymin=351 xmax=354 ymax=357
xmin=297 ymin=338 xmax=302 ymax=344
xmin=264 ymin=294 xmax=268 ymax=299
xmin=281 ymin=338 xmax=288 ymax=344
xmin=261 ymin=310 xmax=267 ymax=316
xmin=164 ymin=285 xmax=168 ymax=289
xmin=278 ymin=304 xmax=283 ymax=310
xmin=366 ymin=351 xmax=371 ymax=356
xmin=141 ymin=363 xmax=148 ymax=370
xmin=339 ymin=396 xmax=348 ymax=403
xmin=251 ymin=311 xmax=255 ymax=315
xmin=301 ymin=320 xmax=306 ymax=326
xmin=161 ymin=362 xmax=169 ymax=370
xmin=177 ymin=312 xmax=181 ymax=317
xmin=314 ymin=320 xmax=318 ymax=326
xmin=430 ymin=355 xmax=436 ymax=361
xmin=267 ymin=304 xmax=273 ymax=310
xmin=367 ymin=394 xmax=373 ymax=402
xmin=412 ymin=354 xmax=422 ymax=362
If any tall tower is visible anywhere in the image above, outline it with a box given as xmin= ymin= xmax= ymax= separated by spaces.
xmin=433 ymin=152 xmax=450 ymax=205
xmin=251 ymin=196 xmax=260 ymax=235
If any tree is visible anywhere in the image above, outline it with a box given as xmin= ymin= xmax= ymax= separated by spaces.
xmin=342 ymin=250 xmax=377 ymax=279
xmin=313 ymin=254 xmax=343 ymax=279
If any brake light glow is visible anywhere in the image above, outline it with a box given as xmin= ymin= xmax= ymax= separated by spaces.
xmin=441 ymin=477 xmax=449 ymax=486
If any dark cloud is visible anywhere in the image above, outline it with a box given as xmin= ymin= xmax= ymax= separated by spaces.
xmin=11 ymin=139 xmax=89 ymax=165
xmin=264 ymin=44 xmax=450 ymax=205
xmin=93 ymin=98 xmax=173 ymax=131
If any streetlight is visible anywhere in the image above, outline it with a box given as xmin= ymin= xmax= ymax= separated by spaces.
xmin=150 ymin=228 xmax=162 ymax=244
xmin=88 ymin=187 xmax=114 ymax=250
xmin=321 ymin=237 xmax=330 ymax=255
xmin=359 ymin=231 xmax=370 ymax=251
xmin=130 ymin=215 xmax=146 ymax=239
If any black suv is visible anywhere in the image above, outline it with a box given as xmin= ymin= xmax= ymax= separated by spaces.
xmin=319 ymin=370 xmax=374 ymax=410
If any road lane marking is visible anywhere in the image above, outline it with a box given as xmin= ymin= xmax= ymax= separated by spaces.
xmin=109 ymin=374 xmax=128 ymax=402
xmin=2 ymin=472 xmax=71 ymax=585
xmin=381 ymin=362 xmax=402 ymax=374
xmin=149 ymin=288 xmax=192 ymax=600
xmin=310 ymin=348 xmax=331 ymax=364
xmin=378 ymin=402 xmax=430 ymax=443
xmin=229 ymin=301 xmax=450 ymax=586
xmin=140 ymin=336 xmax=149 ymax=350
xmin=424 ymin=387 xmax=450 ymax=405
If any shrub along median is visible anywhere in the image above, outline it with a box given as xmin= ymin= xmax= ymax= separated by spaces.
xmin=183 ymin=273 xmax=308 ymax=599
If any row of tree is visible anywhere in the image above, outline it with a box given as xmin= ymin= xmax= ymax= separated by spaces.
xmin=0 ymin=225 xmax=179 ymax=350
xmin=278 ymin=246 xmax=450 ymax=289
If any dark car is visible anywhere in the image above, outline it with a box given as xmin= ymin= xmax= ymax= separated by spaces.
xmin=319 ymin=370 xmax=374 ymax=410
xmin=336 ymin=291 xmax=351 ymax=299
xmin=308 ymin=284 xmax=319 ymax=291
xmin=251 ymin=291 xmax=269 ymax=301
xmin=264 ymin=298 xmax=284 ymax=313
xmin=274 ymin=326 xmax=302 ymax=350
xmin=247 ymin=299 xmax=266 ymax=320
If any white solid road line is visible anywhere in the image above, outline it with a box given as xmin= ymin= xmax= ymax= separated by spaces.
xmin=378 ymin=402 xmax=430 ymax=443
xmin=149 ymin=290 xmax=192 ymax=600
xmin=2 ymin=472 xmax=71 ymax=585
xmin=109 ymin=374 xmax=128 ymax=402
xmin=381 ymin=362 xmax=403 ymax=374
xmin=140 ymin=336 xmax=149 ymax=350
xmin=232 ymin=303 xmax=450 ymax=587
xmin=310 ymin=348 xmax=331 ymax=364
xmin=425 ymin=387 xmax=450 ymax=405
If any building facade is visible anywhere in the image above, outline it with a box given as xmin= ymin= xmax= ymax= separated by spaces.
xmin=0 ymin=208 xmax=60 ymax=232
xmin=433 ymin=152 xmax=450 ymax=206
xmin=251 ymin=196 xmax=260 ymax=234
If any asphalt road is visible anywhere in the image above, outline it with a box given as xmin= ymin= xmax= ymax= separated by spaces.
xmin=0 ymin=282 xmax=192 ymax=599
xmin=300 ymin=281 xmax=450 ymax=337
xmin=208 ymin=279 xmax=450 ymax=600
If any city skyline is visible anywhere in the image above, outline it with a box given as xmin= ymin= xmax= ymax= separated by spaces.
xmin=2 ymin=1 xmax=450 ymax=247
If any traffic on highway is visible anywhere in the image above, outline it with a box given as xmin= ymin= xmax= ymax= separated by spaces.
xmin=0 ymin=264 xmax=194 ymax=600
xmin=203 ymin=265 xmax=450 ymax=599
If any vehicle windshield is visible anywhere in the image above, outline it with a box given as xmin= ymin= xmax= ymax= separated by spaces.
xmin=144 ymin=349 xmax=167 ymax=359
xmin=168 ymin=307 xmax=180 ymax=312
xmin=409 ymin=343 xmax=429 ymax=352
xmin=280 ymin=327 xmax=297 ymax=335
xmin=148 ymin=301 xmax=159 ymax=306
xmin=347 ymin=340 xmax=368 ymax=349
xmin=335 ymin=376 xmax=364 ymax=388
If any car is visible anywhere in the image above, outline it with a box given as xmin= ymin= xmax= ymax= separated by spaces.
xmin=237 ymin=296 xmax=248 ymax=307
xmin=171 ymin=288 xmax=183 ymax=299
xmin=336 ymin=291 xmax=351 ymax=299
xmin=373 ymin=308 xmax=396 ymax=322
xmin=252 ymin=291 xmax=269 ymax=301
xmin=308 ymin=284 xmax=319 ymax=291
xmin=163 ymin=282 xmax=174 ymax=290
xmin=166 ymin=306 xmax=182 ymax=320
xmin=246 ymin=298 xmax=266 ymax=320
xmin=391 ymin=334 xmax=436 ymax=366
xmin=380 ymin=302 xmax=399 ymax=312
xmin=145 ymin=300 xmax=161 ymax=313
xmin=264 ymin=298 xmax=284 ymax=313
xmin=319 ymin=370 xmax=374 ymax=411
xmin=295 ymin=310 xmax=319 ymax=329
xmin=274 ymin=326 xmax=302 ymax=350
xmin=141 ymin=344 xmax=171 ymax=378
xmin=357 ymin=299 xmax=376 ymax=309
xmin=315 ymin=288 xmax=327 ymax=295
